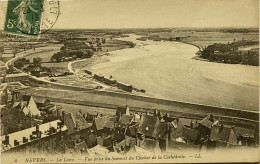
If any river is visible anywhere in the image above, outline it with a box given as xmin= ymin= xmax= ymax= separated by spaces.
xmin=80 ymin=35 xmax=259 ymax=111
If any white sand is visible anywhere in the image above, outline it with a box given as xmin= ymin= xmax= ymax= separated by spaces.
xmin=85 ymin=35 xmax=259 ymax=111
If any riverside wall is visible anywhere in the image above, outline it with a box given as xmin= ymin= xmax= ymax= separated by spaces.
xmin=28 ymin=77 xmax=259 ymax=123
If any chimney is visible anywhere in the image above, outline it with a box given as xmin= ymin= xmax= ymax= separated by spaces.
xmin=14 ymin=140 xmax=19 ymax=146
xmin=166 ymin=123 xmax=171 ymax=141
xmin=23 ymin=137 xmax=28 ymax=143
xmin=5 ymin=135 xmax=9 ymax=145
xmin=62 ymin=111 xmax=65 ymax=125
xmin=57 ymin=121 xmax=63 ymax=140
xmin=125 ymin=105 xmax=130 ymax=116
xmin=36 ymin=124 xmax=40 ymax=138
xmin=56 ymin=108 xmax=60 ymax=120
xmin=153 ymin=109 xmax=158 ymax=116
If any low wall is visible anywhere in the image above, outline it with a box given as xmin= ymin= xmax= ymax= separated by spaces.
xmin=179 ymin=41 xmax=203 ymax=51
xmin=84 ymin=70 xmax=92 ymax=75
xmin=116 ymin=82 xmax=133 ymax=92
xmin=93 ymin=74 xmax=132 ymax=91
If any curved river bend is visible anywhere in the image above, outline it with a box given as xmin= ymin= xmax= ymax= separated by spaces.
xmin=82 ymin=35 xmax=259 ymax=111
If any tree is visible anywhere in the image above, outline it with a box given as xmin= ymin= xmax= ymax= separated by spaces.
xmin=52 ymin=52 xmax=64 ymax=62
xmin=102 ymin=38 xmax=106 ymax=44
xmin=33 ymin=57 xmax=42 ymax=66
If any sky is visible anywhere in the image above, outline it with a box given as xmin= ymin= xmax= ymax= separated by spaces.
xmin=0 ymin=0 xmax=259 ymax=29
xmin=53 ymin=0 xmax=259 ymax=29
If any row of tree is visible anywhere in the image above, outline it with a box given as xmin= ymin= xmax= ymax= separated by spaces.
xmin=51 ymin=41 xmax=95 ymax=62
xmin=201 ymin=40 xmax=259 ymax=66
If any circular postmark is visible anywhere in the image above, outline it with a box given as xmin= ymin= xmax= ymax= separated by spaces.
xmin=7 ymin=0 xmax=60 ymax=36
xmin=40 ymin=0 xmax=60 ymax=34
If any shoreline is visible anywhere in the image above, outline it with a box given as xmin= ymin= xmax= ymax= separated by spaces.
xmin=69 ymin=36 xmax=204 ymax=95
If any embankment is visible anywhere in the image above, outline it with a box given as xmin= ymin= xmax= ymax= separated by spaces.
xmin=27 ymin=77 xmax=259 ymax=125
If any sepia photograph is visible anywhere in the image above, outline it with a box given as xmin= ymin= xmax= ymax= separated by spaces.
xmin=0 ymin=0 xmax=259 ymax=163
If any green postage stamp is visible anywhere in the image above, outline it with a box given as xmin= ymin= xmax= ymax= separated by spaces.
xmin=4 ymin=0 xmax=44 ymax=36
xmin=3 ymin=0 xmax=59 ymax=36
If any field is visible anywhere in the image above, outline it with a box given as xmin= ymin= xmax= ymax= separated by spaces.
xmin=24 ymin=44 xmax=63 ymax=63
xmin=135 ymin=29 xmax=259 ymax=49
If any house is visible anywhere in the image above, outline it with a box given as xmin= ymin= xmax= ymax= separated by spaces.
xmin=114 ymin=136 xmax=136 ymax=153
xmin=94 ymin=115 xmax=110 ymax=135
xmin=169 ymin=118 xmax=199 ymax=142
xmin=209 ymin=124 xmax=237 ymax=148
xmin=23 ymin=95 xmax=50 ymax=108
xmin=3 ymin=73 xmax=29 ymax=83
xmin=26 ymin=97 xmax=41 ymax=116
xmin=169 ymin=119 xmax=184 ymax=139
xmin=179 ymin=118 xmax=198 ymax=128
xmin=138 ymin=114 xmax=159 ymax=138
xmin=1 ymin=120 xmax=67 ymax=154
xmin=137 ymin=114 xmax=170 ymax=152
xmin=86 ymin=111 xmax=98 ymax=122
xmin=63 ymin=112 xmax=92 ymax=135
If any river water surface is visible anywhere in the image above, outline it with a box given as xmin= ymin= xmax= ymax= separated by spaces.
xmin=84 ymin=35 xmax=259 ymax=111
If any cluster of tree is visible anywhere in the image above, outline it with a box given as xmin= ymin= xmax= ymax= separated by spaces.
xmin=201 ymin=40 xmax=259 ymax=66
xmin=24 ymin=64 xmax=51 ymax=76
xmin=1 ymin=106 xmax=32 ymax=134
xmin=14 ymin=58 xmax=30 ymax=68
xmin=22 ymin=57 xmax=51 ymax=77
xmin=51 ymin=41 xmax=94 ymax=62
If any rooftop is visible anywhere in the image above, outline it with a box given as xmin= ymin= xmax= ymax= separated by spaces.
xmin=1 ymin=120 xmax=67 ymax=152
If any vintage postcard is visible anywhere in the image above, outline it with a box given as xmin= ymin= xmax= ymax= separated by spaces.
xmin=0 ymin=0 xmax=259 ymax=163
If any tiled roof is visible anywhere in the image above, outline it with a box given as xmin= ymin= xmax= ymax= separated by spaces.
xmin=182 ymin=127 xmax=198 ymax=141
xmin=199 ymin=115 xmax=214 ymax=129
xmin=138 ymin=114 xmax=159 ymax=137
xmin=119 ymin=114 xmax=133 ymax=126
xmin=64 ymin=112 xmax=92 ymax=134
xmin=64 ymin=113 xmax=76 ymax=134
xmin=154 ymin=122 xmax=167 ymax=140
xmin=95 ymin=116 xmax=110 ymax=131
xmin=179 ymin=118 xmax=198 ymax=128
xmin=210 ymin=125 xmax=236 ymax=143
xmin=104 ymin=121 xmax=114 ymax=129
xmin=169 ymin=119 xmax=184 ymax=139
